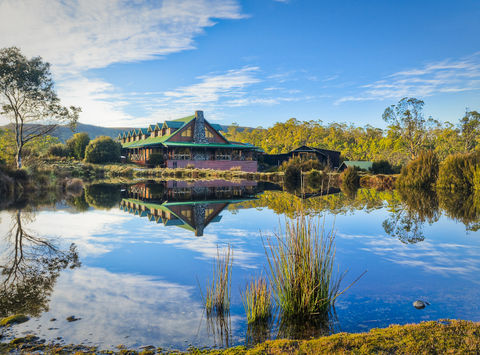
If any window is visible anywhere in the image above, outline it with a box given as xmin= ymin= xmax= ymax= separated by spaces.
xmin=173 ymin=148 xmax=191 ymax=160
xmin=205 ymin=127 xmax=214 ymax=138
xmin=181 ymin=209 xmax=192 ymax=218
xmin=215 ymin=150 xmax=231 ymax=160
xmin=181 ymin=127 xmax=192 ymax=137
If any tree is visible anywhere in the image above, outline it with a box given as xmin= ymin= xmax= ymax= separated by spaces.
xmin=66 ymin=132 xmax=90 ymax=160
xmin=460 ymin=110 xmax=480 ymax=152
xmin=0 ymin=47 xmax=80 ymax=168
xmin=382 ymin=97 xmax=432 ymax=160
xmin=84 ymin=136 xmax=121 ymax=163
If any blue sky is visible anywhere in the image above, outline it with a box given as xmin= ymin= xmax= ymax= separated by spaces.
xmin=0 ymin=0 xmax=479 ymax=128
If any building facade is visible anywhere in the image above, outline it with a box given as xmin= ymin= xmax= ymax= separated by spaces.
xmin=119 ymin=111 xmax=259 ymax=172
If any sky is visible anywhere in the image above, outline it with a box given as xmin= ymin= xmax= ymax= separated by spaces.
xmin=0 ymin=0 xmax=479 ymax=128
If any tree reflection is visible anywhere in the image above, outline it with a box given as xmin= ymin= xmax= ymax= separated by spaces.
xmin=438 ymin=189 xmax=480 ymax=231
xmin=0 ymin=210 xmax=81 ymax=317
xmin=382 ymin=188 xmax=439 ymax=244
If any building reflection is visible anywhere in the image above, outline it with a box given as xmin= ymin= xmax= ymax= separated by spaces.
xmin=120 ymin=180 xmax=260 ymax=236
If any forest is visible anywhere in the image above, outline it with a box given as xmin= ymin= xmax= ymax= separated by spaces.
xmin=224 ymin=98 xmax=480 ymax=166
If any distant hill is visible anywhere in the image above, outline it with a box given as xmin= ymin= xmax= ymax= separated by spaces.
xmin=0 ymin=122 xmax=254 ymax=142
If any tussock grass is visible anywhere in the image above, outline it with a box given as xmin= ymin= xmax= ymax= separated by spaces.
xmin=265 ymin=212 xmax=359 ymax=320
xmin=203 ymin=245 xmax=233 ymax=316
xmin=241 ymin=277 xmax=272 ymax=324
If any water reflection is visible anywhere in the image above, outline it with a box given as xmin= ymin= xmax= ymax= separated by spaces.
xmin=2 ymin=180 xmax=480 ymax=350
xmin=120 ymin=180 xmax=260 ymax=236
xmin=0 ymin=210 xmax=80 ymax=317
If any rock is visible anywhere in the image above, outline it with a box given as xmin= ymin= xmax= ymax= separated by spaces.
xmin=413 ymin=300 xmax=430 ymax=309
xmin=50 ymin=318 xmax=56 ymax=322
xmin=66 ymin=316 xmax=81 ymax=322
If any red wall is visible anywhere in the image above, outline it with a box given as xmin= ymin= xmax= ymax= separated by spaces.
xmin=166 ymin=160 xmax=257 ymax=172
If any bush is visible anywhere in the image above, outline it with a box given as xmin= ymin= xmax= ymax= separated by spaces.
xmin=84 ymin=136 xmax=121 ymax=164
xmin=147 ymin=152 xmax=164 ymax=167
xmin=281 ymin=157 xmax=323 ymax=172
xmin=284 ymin=164 xmax=301 ymax=190
xmin=66 ymin=132 xmax=90 ymax=160
xmin=370 ymin=160 xmax=398 ymax=175
xmin=437 ymin=152 xmax=480 ymax=191
xmin=305 ymin=169 xmax=326 ymax=190
xmin=48 ymin=143 xmax=70 ymax=157
xmin=396 ymin=151 xmax=439 ymax=188
xmin=340 ymin=166 xmax=360 ymax=189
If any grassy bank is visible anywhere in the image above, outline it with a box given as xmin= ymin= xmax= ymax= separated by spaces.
xmin=0 ymin=319 xmax=478 ymax=354
xmin=29 ymin=159 xmax=285 ymax=183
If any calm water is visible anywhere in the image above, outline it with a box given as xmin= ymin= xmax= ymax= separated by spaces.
xmin=1 ymin=180 xmax=480 ymax=350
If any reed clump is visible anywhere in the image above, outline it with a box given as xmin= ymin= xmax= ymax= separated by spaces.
xmin=203 ymin=245 xmax=233 ymax=316
xmin=241 ymin=277 xmax=272 ymax=324
xmin=265 ymin=213 xmax=345 ymax=319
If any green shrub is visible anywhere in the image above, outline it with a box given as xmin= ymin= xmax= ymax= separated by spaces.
xmin=284 ymin=164 xmax=301 ymax=190
xmin=437 ymin=152 xmax=480 ymax=191
xmin=66 ymin=132 xmax=90 ymax=160
xmin=396 ymin=151 xmax=439 ymax=188
xmin=84 ymin=136 xmax=121 ymax=164
xmin=370 ymin=160 xmax=399 ymax=174
xmin=147 ymin=152 xmax=164 ymax=167
xmin=305 ymin=169 xmax=326 ymax=190
xmin=48 ymin=143 xmax=70 ymax=158
xmin=340 ymin=166 xmax=359 ymax=189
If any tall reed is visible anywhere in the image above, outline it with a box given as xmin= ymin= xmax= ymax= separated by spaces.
xmin=265 ymin=212 xmax=347 ymax=319
xmin=203 ymin=245 xmax=233 ymax=316
xmin=241 ymin=277 xmax=272 ymax=324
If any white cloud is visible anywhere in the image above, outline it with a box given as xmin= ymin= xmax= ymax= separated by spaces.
xmin=336 ymin=52 xmax=480 ymax=104
xmin=8 ymin=266 xmax=244 ymax=349
xmin=0 ymin=0 xmax=245 ymax=126
xmin=0 ymin=0 xmax=244 ymax=76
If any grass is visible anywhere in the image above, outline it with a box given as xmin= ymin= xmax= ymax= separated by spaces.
xmin=1 ymin=320 xmax=479 ymax=354
xmin=241 ymin=277 xmax=272 ymax=324
xmin=264 ymin=212 xmax=357 ymax=320
xmin=202 ymin=245 xmax=233 ymax=316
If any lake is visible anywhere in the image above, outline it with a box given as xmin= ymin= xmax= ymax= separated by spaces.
xmin=1 ymin=179 xmax=480 ymax=350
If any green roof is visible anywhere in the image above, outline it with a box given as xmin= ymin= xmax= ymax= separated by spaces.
xmin=162 ymin=142 xmax=255 ymax=149
xmin=120 ymin=113 xmax=258 ymax=150
xmin=342 ymin=161 xmax=373 ymax=170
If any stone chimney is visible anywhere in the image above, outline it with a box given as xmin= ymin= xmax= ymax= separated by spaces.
xmin=193 ymin=110 xmax=208 ymax=143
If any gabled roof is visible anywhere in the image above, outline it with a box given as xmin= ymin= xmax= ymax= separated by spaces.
xmin=120 ymin=112 xmax=257 ymax=150
xmin=138 ymin=128 xmax=149 ymax=135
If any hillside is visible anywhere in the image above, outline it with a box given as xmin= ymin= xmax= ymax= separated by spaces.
xmin=0 ymin=122 xmax=253 ymax=142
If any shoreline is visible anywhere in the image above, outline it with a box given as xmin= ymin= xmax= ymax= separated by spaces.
xmin=1 ymin=319 xmax=479 ymax=354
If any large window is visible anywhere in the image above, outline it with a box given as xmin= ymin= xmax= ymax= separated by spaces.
xmin=205 ymin=127 xmax=214 ymax=138
xmin=181 ymin=127 xmax=192 ymax=137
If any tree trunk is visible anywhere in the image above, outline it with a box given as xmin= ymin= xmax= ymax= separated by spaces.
xmin=15 ymin=145 xmax=22 ymax=169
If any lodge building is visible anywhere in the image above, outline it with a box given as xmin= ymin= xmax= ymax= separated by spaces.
xmin=119 ymin=111 xmax=260 ymax=172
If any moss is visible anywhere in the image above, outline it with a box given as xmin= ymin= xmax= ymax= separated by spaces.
xmin=0 ymin=320 xmax=478 ymax=354
xmin=0 ymin=314 xmax=29 ymax=327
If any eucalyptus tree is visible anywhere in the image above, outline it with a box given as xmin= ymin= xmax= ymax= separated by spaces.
xmin=0 ymin=47 xmax=80 ymax=168
xmin=382 ymin=97 xmax=433 ymax=160
xmin=460 ymin=110 xmax=480 ymax=152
